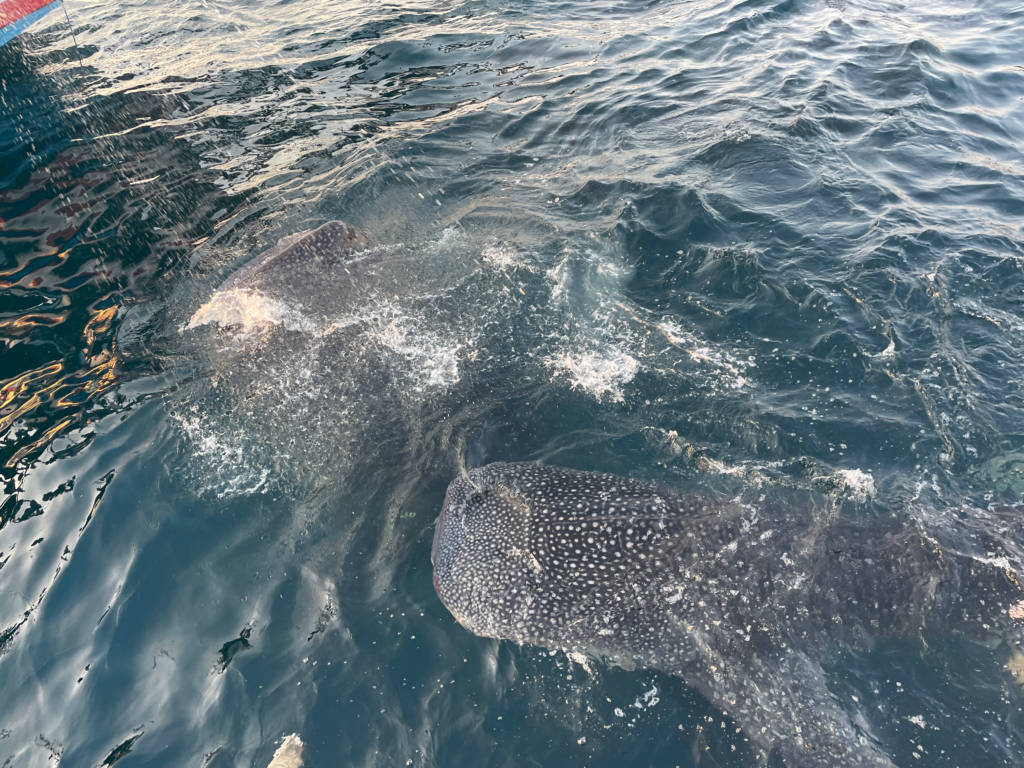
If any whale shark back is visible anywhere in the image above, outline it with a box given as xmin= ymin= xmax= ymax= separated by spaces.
xmin=216 ymin=220 xmax=372 ymax=294
xmin=433 ymin=462 xmax=1024 ymax=768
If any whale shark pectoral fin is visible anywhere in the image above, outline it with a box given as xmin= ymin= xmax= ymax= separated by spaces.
xmin=686 ymin=649 xmax=895 ymax=768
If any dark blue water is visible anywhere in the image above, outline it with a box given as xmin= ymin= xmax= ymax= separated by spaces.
xmin=2 ymin=0 xmax=1024 ymax=765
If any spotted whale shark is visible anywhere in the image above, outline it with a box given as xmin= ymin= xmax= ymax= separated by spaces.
xmin=185 ymin=220 xmax=377 ymax=335
xmin=432 ymin=462 xmax=1024 ymax=767
xmin=217 ymin=220 xmax=371 ymax=294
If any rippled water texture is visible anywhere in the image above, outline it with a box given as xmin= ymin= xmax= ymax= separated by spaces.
xmin=2 ymin=0 xmax=1023 ymax=765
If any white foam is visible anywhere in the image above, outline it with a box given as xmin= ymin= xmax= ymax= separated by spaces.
xmin=321 ymin=299 xmax=469 ymax=391
xmin=658 ymin=320 xmax=755 ymax=389
xmin=427 ymin=225 xmax=467 ymax=254
xmin=482 ymin=242 xmax=533 ymax=272
xmin=366 ymin=307 xmax=464 ymax=390
xmin=545 ymin=347 xmax=639 ymax=403
xmin=171 ymin=414 xmax=274 ymax=498
xmin=641 ymin=686 xmax=660 ymax=707
xmin=871 ymin=338 xmax=896 ymax=360
xmin=832 ymin=469 xmax=876 ymax=502
xmin=566 ymin=650 xmax=591 ymax=673
xmin=700 ymin=457 xmax=751 ymax=477
xmin=174 ymin=414 xmax=245 ymax=463
xmin=970 ymin=553 xmax=1012 ymax=570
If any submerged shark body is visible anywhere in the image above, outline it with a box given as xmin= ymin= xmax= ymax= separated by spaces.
xmin=432 ymin=462 xmax=1024 ymax=767
xmin=178 ymin=221 xmax=527 ymax=494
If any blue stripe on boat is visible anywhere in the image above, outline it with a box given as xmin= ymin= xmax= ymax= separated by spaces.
xmin=0 ymin=0 xmax=63 ymax=48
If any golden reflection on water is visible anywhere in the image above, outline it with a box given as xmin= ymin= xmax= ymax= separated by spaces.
xmin=0 ymin=55 xmax=257 ymax=500
xmin=1 ymin=356 xmax=118 ymax=469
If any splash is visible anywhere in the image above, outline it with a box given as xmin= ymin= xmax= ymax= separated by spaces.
xmin=831 ymin=469 xmax=876 ymax=502
xmin=171 ymin=414 xmax=273 ymax=498
xmin=658 ymin=319 xmax=755 ymax=389
xmin=184 ymin=288 xmax=318 ymax=335
xmin=482 ymin=242 xmax=533 ymax=272
xmin=363 ymin=305 xmax=465 ymax=390
xmin=171 ymin=226 xmax=493 ymax=498
xmin=545 ymin=347 xmax=639 ymax=403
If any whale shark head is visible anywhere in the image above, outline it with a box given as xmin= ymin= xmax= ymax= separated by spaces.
xmin=431 ymin=465 xmax=540 ymax=640
xmin=298 ymin=220 xmax=370 ymax=258
xmin=432 ymin=462 xmax=1024 ymax=768
xmin=431 ymin=462 xmax=707 ymax=650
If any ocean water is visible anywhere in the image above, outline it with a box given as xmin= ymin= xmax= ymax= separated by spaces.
xmin=1 ymin=0 xmax=1023 ymax=765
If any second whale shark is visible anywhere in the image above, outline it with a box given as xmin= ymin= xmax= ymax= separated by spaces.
xmin=432 ymin=462 xmax=1024 ymax=767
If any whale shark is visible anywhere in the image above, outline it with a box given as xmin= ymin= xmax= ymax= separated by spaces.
xmin=431 ymin=462 xmax=1024 ymax=767
xmin=217 ymin=220 xmax=372 ymax=293
xmin=176 ymin=222 xmax=535 ymax=496
xmin=184 ymin=220 xmax=376 ymax=336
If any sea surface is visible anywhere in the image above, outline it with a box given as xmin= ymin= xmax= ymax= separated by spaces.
xmin=2 ymin=0 xmax=1024 ymax=766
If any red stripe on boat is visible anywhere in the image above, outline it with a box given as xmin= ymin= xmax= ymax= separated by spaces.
xmin=0 ymin=0 xmax=56 ymax=26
